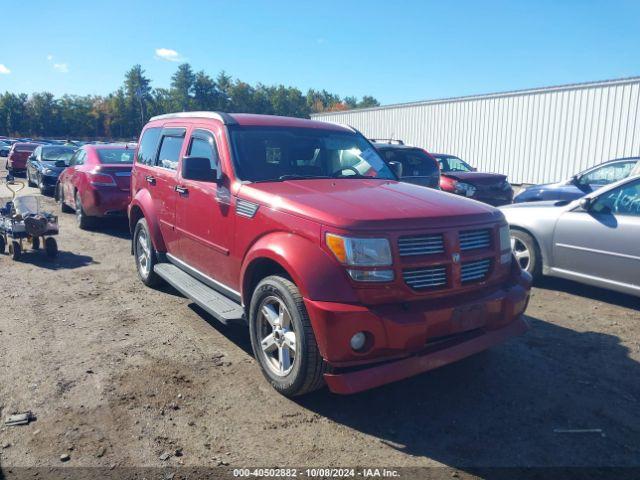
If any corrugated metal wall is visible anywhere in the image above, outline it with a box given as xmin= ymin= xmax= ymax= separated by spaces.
xmin=311 ymin=77 xmax=640 ymax=184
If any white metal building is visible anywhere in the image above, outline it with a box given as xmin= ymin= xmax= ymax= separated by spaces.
xmin=311 ymin=77 xmax=640 ymax=185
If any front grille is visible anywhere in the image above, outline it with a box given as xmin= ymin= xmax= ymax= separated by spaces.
xmin=459 ymin=229 xmax=491 ymax=251
xmin=403 ymin=266 xmax=447 ymax=290
xmin=398 ymin=234 xmax=445 ymax=256
xmin=460 ymin=258 xmax=491 ymax=283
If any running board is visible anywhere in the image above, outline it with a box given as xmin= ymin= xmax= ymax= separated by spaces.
xmin=154 ymin=263 xmax=245 ymax=324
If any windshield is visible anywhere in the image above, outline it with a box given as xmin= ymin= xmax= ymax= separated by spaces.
xmin=229 ymin=126 xmax=395 ymax=182
xmin=435 ymin=155 xmax=473 ymax=173
xmin=379 ymin=148 xmax=439 ymax=177
xmin=16 ymin=144 xmax=37 ymax=153
xmin=97 ymin=148 xmax=135 ymax=164
xmin=42 ymin=147 xmax=76 ymax=162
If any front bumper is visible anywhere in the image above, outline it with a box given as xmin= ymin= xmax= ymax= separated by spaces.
xmin=304 ymin=268 xmax=531 ymax=394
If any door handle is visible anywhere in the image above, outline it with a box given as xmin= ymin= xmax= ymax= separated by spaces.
xmin=175 ymin=185 xmax=188 ymax=195
xmin=145 ymin=175 xmax=156 ymax=185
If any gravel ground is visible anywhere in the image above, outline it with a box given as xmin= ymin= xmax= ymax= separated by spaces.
xmin=0 ymin=174 xmax=638 ymax=474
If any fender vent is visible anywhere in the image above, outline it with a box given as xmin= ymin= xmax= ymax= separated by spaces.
xmin=236 ymin=199 xmax=259 ymax=218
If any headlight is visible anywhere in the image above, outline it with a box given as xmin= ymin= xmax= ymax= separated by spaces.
xmin=499 ymin=225 xmax=511 ymax=264
xmin=326 ymin=233 xmax=392 ymax=266
xmin=453 ymin=181 xmax=476 ymax=197
xmin=44 ymin=168 xmax=54 ymax=175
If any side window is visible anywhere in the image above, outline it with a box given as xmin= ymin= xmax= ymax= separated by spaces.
xmin=74 ymin=151 xmax=86 ymax=166
xmin=69 ymin=151 xmax=79 ymax=166
xmin=187 ymin=132 xmax=220 ymax=172
xmin=580 ymin=161 xmax=636 ymax=187
xmin=157 ymin=136 xmax=184 ymax=170
xmin=591 ymin=179 xmax=640 ymax=216
xmin=137 ymin=127 xmax=162 ymax=166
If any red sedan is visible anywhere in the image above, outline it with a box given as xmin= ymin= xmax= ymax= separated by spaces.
xmin=57 ymin=144 xmax=134 ymax=229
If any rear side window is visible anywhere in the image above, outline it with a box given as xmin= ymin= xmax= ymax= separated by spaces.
xmin=382 ymin=148 xmax=439 ymax=177
xmin=137 ymin=127 xmax=161 ymax=166
xmin=157 ymin=136 xmax=184 ymax=170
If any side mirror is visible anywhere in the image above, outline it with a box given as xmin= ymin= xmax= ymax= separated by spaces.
xmin=182 ymin=156 xmax=218 ymax=182
xmin=471 ymin=166 xmax=478 ymax=172
xmin=579 ymin=197 xmax=591 ymax=211
xmin=388 ymin=161 xmax=403 ymax=179
xmin=54 ymin=160 xmax=67 ymax=168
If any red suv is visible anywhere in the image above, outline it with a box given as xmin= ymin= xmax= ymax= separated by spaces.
xmin=57 ymin=144 xmax=134 ymax=229
xmin=129 ymin=112 xmax=532 ymax=396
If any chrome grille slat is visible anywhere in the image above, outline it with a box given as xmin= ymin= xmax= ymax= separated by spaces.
xmin=403 ymin=266 xmax=447 ymax=290
xmin=459 ymin=229 xmax=491 ymax=251
xmin=398 ymin=234 xmax=444 ymax=256
xmin=460 ymin=259 xmax=491 ymax=283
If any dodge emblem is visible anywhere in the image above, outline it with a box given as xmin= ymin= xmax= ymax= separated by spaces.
xmin=452 ymin=253 xmax=461 ymax=264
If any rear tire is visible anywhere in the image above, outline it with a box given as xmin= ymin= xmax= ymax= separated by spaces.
xmin=58 ymin=185 xmax=74 ymax=213
xmin=45 ymin=237 xmax=58 ymax=258
xmin=249 ymin=275 xmax=327 ymax=397
xmin=75 ymin=191 xmax=94 ymax=230
xmin=31 ymin=236 xmax=40 ymax=250
xmin=510 ymin=229 xmax=542 ymax=279
xmin=133 ymin=218 xmax=162 ymax=287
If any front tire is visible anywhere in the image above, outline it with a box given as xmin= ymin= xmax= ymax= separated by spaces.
xmin=249 ymin=275 xmax=327 ymax=397
xmin=510 ymin=229 xmax=542 ymax=279
xmin=9 ymin=241 xmax=21 ymax=260
xmin=27 ymin=170 xmax=35 ymax=187
xmin=133 ymin=218 xmax=162 ymax=287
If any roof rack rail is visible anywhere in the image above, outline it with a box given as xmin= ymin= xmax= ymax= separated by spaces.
xmin=369 ymin=138 xmax=404 ymax=145
xmin=149 ymin=111 xmax=238 ymax=125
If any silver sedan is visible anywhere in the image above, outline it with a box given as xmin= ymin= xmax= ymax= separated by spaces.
xmin=500 ymin=175 xmax=640 ymax=297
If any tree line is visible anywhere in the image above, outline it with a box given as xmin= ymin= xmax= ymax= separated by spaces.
xmin=0 ymin=64 xmax=379 ymax=140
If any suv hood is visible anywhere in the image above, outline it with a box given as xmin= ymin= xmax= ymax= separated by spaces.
xmin=442 ymin=171 xmax=507 ymax=185
xmin=240 ymin=179 xmax=502 ymax=231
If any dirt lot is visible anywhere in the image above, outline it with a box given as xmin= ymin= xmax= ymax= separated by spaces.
xmin=0 ymin=175 xmax=639 ymax=475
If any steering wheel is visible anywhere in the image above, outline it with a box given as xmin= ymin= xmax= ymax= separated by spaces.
xmin=331 ymin=166 xmax=360 ymax=177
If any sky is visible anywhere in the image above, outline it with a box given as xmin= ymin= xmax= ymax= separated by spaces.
xmin=1 ymin=0 xmax=639 ymax=106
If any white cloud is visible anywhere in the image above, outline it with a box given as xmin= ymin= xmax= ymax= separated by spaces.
xmin=155 ymin=48 xmax=183 ymax=62
xmin=53 ymin=63 xmax=69 ymax=73
xmin=0 ymin=64 xmax=10 ymax=75
xmin=47 ymin=54 xmax=53 ymax=61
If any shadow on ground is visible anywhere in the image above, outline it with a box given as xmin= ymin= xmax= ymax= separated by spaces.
xmin=535 ymin=277 xmax=639 ymax=310
xmin=295 ymin=316 xmax=640 ymax=469
xmin=13 ymin=250 xmax=96 ymax=269
xmin=86 ymin=218 xmax=131 ymax=240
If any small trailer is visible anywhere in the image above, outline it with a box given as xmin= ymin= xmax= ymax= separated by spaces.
xmin=0 ymin=194 xmax=59 ymax=260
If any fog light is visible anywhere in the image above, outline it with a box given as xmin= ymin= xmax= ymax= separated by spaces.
xmin=350 ymin=332 xmax=367 ymax=351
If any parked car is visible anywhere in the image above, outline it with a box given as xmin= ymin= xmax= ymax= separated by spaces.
xmin=433 ymin=154 xmax=513 ymax=206
xmin=128 ymin=112 xmax=532 ymax=397
xmin=26 ymin=145 xmax=78 ymax=194
xmin=57 ymin=144 xmax=134 ymax=229
xmin=501 ymin=175 xmax=640 ymax=297
xmin=6 ymin=142 xmax=39 ymax=175
xmin=372 ymin=140 xmax=440 ymax=189
xmin=514 ymin=157 xmax=640 ymax=203
xmin=0 ymin=141 xmax=11 ymax=157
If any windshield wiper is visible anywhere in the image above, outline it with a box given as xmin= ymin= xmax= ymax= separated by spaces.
xmin=278 ymin=174 xmax=331 ymax=181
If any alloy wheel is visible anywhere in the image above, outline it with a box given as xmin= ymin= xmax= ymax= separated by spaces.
xmin=136 ymin=228 xmax=151 ymax=279
xmin=511 ymin=237 xmax=531 ymax=271
xmin=257 ymin=296 xmax=297 ymax=377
